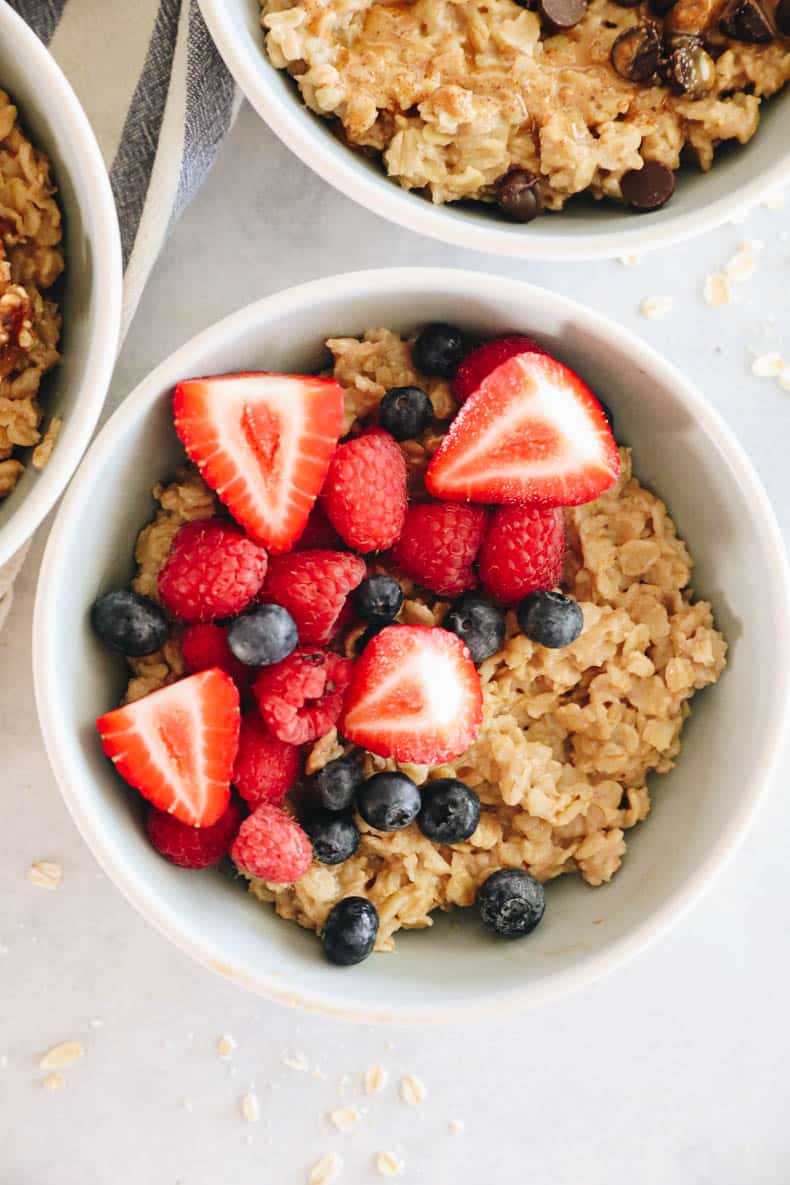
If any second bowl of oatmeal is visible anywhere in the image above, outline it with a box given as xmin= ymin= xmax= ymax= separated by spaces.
xmin=34 ymin=269 xmax=790 ymax=1020
xmin=0 ymin=4 xmax=122 ymax=570
xmin=200 ymin=0 xmax=790 ymax=259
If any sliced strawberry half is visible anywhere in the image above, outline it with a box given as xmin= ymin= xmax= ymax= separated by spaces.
xmin=96 ymin=668 xmax=240 ymax=828
xmin=340 ymin=625 xmax=483 ymax=765
xmin=174 ymin=373 xmax=344 ymax=553
xmin=426 ymin=351 xmax=620 ymax=508
xmin=453 ymin=334 xmax=545 ymax=404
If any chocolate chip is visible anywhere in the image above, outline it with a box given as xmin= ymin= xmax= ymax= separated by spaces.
xmin=776 ymin=0 xmax=790 ymax=33
xmin=664 ymin=34 xmax=716 ymax=95
xmin=719 ymin=0 xmax=773 ymax=41
xmin=496 ymin=169 xmax=544 ymax=223
xmin=610 ymin=24 xmax=662 ymax=82
xmin=621 ymin=160 xmax=676 ymax=211
xmin=648 ymin=0 xmax=677 ymax=13
xmin=539 ymin=0 xmax=587 ymax=30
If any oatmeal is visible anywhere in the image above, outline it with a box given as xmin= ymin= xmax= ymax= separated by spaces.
xmin=259 ymin=0 xmax=790 ymax=215
xmin=117 ymin=328 xmax=725 ymax=951
xmin=0 ymin=90 xmax=63 ymax=498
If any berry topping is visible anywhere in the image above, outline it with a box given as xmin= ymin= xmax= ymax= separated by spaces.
xmin=418 ymin=778 xmax=481 ymax=844
xmin=254 ymin=648 xmax=353 ymax=745
xmin=232 ymin=710 xmax=302 ymax=809
xmin=378 ymin=385 xmax=434 ymax=440
xmin=443 ymin=593 xmax=505 ymax=665
xmin=310 ymin=755 xmax=365 ymax=812
xmin=322 ymin=429 xmax=407 ymax=553
xmin=158 ymin=519 xmax=267 ymax=623
xmin=353 ymin=575 xmax=404 ymax=626
xmin=479 ymin=505 xmax=565 ymax=604
xmin=91 ymin=589 xmax=169 ymax=657
xmin=412 ymin=323 xmax=466 ymax=378
xmin=392 ymin=502 xmax=488 ymax=598
xmin=294 ymin=502 xmax=344 ymax=551
xmin=174 ymin=372 xmax=344 ymax=553
xmin=231 ymin=802 xmax=313 ymax=884
xmin=322 ymin=897 xmax=379 ymax=966
xmin=303 ymin=810 xmax=360 ymax=864
xmin=96 ymin=668 xmax=240 ymax=827
xmin=227 ymin=604 xmax=298 ymax=667
xmin=260 ymin=549 xmax=366 ymax=645
xmin=341 ymin=625 xmax=483 ymax=765
xmin=453 ymin=335 xmax=545 ymax=405
xmin=357 ymin=771 xmax=421 ymax=832
xmin=477 ymin=868 xmax=546 ymax=938
xmin=146 ymin=800 xmax=242 ymax=869
xmin=516 ymin=590 xmax=584 ymax=649
xmin=182 ymin=623 xmax=252 ymax=689
xmin=426 ymin=351 xmax=620 ymax=508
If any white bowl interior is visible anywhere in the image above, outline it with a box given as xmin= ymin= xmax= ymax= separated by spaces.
xmin=35 ymin=270 xmax=789 ymax=1021
xmin=200 ymin=0 xmax=790 ymax=259
xmin=0 ymin=7 xmax=121 ymax=565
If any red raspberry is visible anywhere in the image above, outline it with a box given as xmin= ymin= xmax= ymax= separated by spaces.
xmin=231 ymin=802 xmax=313 ymax=883
xmin=145 ymin=799 xmax=242 ymax=869
xmin=260 ymin=550 xmax=366 ymax=645
xmin=294 ymin=503 xmax=344 ymax=551
xmin=181 ymin=623 xmax=252 ymax=690
xmin=453 ymin=335 xmax=545 ymax=404
xmin=393 ymin=502 xmax=488 ymax=597
xmin=323 ymin=429 xmax=407 ymax=552
xmin=158 ymin=519 xmax=267 ymax=622
xmin=253 ymin=648 xmax=353 ymax=745
xmin=232 ymin=711 xmax=302 ymax=809
xmin=479 ymin=505 xmax=565 ymax=603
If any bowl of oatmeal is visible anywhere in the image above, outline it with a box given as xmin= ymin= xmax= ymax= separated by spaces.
xmin=200 ymin=0 xmax=790 ymax=258
xmin=0 ymin=5 xmax=122 ymax=571
xmin=34 ymin=269 xmax=789 ymax=1019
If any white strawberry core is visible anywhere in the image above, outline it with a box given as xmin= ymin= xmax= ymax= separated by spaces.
xmin=414 ymin=648 xmax=464 ymax=731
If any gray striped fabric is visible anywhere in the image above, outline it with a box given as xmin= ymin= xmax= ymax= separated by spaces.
xmin=0 ymin=0 xmax=237 ymax=627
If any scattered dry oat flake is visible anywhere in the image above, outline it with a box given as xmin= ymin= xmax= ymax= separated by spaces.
xmin=364 ymin=1065 xmax=388 ymax=1095
xmin=725 ymin=250 xmax=755 ymax=283
xmin=31 ymin=416 xmax=62 ymax=470
xmin=375 ymin=1151 xmax=404 ymax=1177
xmin=400 ymin=1074 xmax=427 ymax=1106
xmin=28 ymin=861 xmax=62 ymax=890
xmin=40 ymin=1041 xmax=83 ymax=1071
xmin=703 ymin=274 xmax=731 ymax=308
xmin=217 ymin=1033 xmax=237 ymax=1058
xmin=618 ymin=254 xmax=641 ymax=267
xmin=449 ymin=1119 xmax=465 ymax=1135
xmin=751 ymin=352 xmax=784 ymax=378
xmin=42 ymin=1072 xmax=65 ymax=1091
xmin=329 ymin=1106 xmax=361 ymax=1133
xmin=308 ymin=1151 xmax=343 ymax=1185
xmin=639 ymin=296 xmax=672 ymax=320
xmin=283 ymin=1049 xmax=309 ymax=1072
xmin=241 ymin=1091 xmax=260 ymax=1123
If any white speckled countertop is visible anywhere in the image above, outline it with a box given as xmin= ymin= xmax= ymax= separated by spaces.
xmin=3 ymin=103 xmax=790 ymax=1185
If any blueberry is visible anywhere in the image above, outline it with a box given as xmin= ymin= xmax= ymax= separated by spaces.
xmin=444 ymin=593 xmax=505 ymax=665
xmin=91 ymin=589 xmax=169 ymax=657
xmin=516 ymin=590 xmax=583 ymax=649
xmin=304 ymin=810 xmax=360 ymax=865
xmin=477 ymin=868 xmax=546 ymax=938
xmin=321 ymin=897 xmax=379 ymax=966
xmin=413 ymin=323 xmax=466 ymax=378
xmin=356 ymin=772 xmax=421 ymax=831
xmin=354 ymin=575 xmax=404 ymax=626
xmin=379 ymin=386 xmax=434 ymax=441
xmin=227 ymin=604 xmax=298 ymax=666
xmin=418 ymin=778 xmax=480 ymax=844
xmin=311 ymin=756 xmax=365 ymax=812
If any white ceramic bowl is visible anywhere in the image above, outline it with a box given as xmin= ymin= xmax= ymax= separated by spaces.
xmin=34 ymin=269 xmax=790 ymax=1022
xmin=0 ymin=5 xmax=122 ymax=569
xmin=199 ymin=0 xmax=790 ymax=261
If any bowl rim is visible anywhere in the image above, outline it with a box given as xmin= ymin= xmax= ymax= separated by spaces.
xmin=0 ymin=4 xmax=123 ymax=569
xmin=198 ymin=0 xmax=790 ymax=262
xmin=33 ymin=267 xmax=790 ymax=1023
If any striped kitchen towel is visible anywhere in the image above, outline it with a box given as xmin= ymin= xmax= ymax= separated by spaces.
xmin=0 ymin=0 xmax=238 ymax=627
